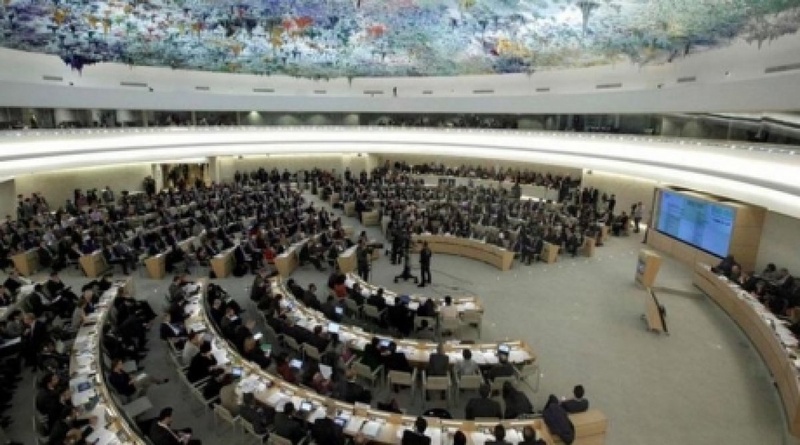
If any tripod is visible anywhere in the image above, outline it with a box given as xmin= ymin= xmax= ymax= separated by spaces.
xmin=394 ymin=243 xmax=418 ymax=284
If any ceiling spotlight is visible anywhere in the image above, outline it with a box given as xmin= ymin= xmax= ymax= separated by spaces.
xmin=724 ymin=71 xmax=730 ymax=76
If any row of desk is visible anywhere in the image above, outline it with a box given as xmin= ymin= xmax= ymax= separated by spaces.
xmin=67 ymin=277 xmax=151 ymax=445
xmin=275 ymin=280 xmax=520 ymax=368
xmin=411 ymin=234 xmax=516 ymax=271
xmin=693 ymin=263 xmax=800 ymax=436
xmin=345 ymin=273 xmax=484 ymax=315
xmin=186 ymin=279 xmax=608 ymax=444
xmin=273 ymin=227 xmax=356 ymax=278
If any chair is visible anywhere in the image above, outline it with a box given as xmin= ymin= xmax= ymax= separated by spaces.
xmin=490 ymin=376 xmax=518 ymax=397
xmin=302 ymin=343 xmax=322 ymax=362
xmin=352 ymin=361 xmax=383 ymax=388
xmin=422 ymin=370 xmax=452 ymax=408
xmin=283 ymin=336 xmax=302 ymax=356
xmin=190 ymin=383 xmax=219 ymax=414
xmin=414 ymin=316 xmax=437 ymax=338
xmin=240 ymin=417 xmax=268 ymax=444
xmin=515 ymin=362 xmax=541 ymax=393
xmin=460 ymin=310 xmax=482 ymax=338
xmin=213 ymin=403 xmax=240 ymax=435
xmin=454 ymin=373 xmax=484 ymax=403
xmin=343 ymin=298 xmax=362 ymax=319
xmin=387 ymin=368 xmax=418 ymax=400
xmin=439 ymin=316 xmax=462 ymax=337
xmin=33 ymin=415 xmax=49 ymax=445
xmin=362 ymin=304 xmax=385 ymax=327
xmin=267 ymin=434 xmax=294 ymax=445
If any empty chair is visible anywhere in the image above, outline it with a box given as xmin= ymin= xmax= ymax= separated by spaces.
xmin=362 ymin=304 xmax=386 ymax=327
xmin=423 ymin=370 xmax=452 ymax=408
xmin=283 ymin=336 xmax=302 ymax=356
xmin=240 ymin=417 xmax=269 ymax=444
xmin=213 ymin=403 xmax=239 ymax=434
xmin=455 ymin=373 xmax=485 ymax=403
xmin=387 ymin=368 xmax=418 ymax=401
xmin=490 ymin=376 xmax=518 ymax=397
xmin=460 ymin=310 xmax=482 ymax=338
xmin=302 ymin=343 xmax=322 ymax=362
xmin=267 ymin=433 xmax=295 ymax=445
xmin=352 ymin=360 xmax=383 ymax=388
xmin=515 ymin=362 xmax=541 ymax=393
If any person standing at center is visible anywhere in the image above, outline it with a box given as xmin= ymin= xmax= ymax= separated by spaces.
xmin=419 ymin=241 xmax=432 ymax=288
xmin=356 ymin=239 xmax=371 ymax=281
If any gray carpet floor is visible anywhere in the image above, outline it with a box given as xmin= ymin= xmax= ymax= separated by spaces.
xmin=4 ymin=193 xmax=797 ymax=445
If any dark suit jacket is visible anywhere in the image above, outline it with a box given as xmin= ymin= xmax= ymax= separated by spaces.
xmin=149 ymin=422 xmax=182 ymax=445
xmin=465 ymin=397 xmax=503 ymax=420
xmin=387 ymin=352 xmax=412 ymax=373
xmin=488 ymin=362 xmax=516 ymax=380
xmin=273 ymin=412 xmax=305 ymax=445
xmin=561 ymin=398 xmax=589 ymax=414
xmin=426 ymin=353 xmax=449 ymax=376
xmin=401 ymin=431 xmax=432 ymax=445
xmin=24 ymin=320 xmax=48 ymax=351
xmin=311 ymin=418 xmax=344 ymax=445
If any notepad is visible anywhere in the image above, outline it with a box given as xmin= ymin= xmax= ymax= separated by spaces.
xmin=360 ymin=420 xmax=383 ymax=438
xmin=319 ymin=364 xmax=333 ymax=380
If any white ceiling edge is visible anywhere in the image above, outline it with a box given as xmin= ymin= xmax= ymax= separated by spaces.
xmin=1 ymin=127 xmax=800 ymax=218
xmin=0 ymin=33 xmax=799 ymax=113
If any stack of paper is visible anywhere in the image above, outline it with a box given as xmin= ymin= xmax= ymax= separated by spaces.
xmin=360 ymin=420 xmax=383 ymax=439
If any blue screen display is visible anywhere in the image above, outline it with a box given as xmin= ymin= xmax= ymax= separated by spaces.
xmin=656 ymin=190 xmax=735 ymax=257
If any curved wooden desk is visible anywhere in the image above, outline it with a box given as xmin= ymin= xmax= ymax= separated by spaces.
xmin=412 ymin=234 xmax=515 ymax=271
xmin=694 ymin=263 xmax=800 ymax=436
xmin=276 ymin=280 xmax=526 ymax=367
xmin=69 ymin=277 xmax=149 ymax=445
xmin=345 ymin=273 xmax=484 ymax=314
xmin=187 ymin=282 xmax=562 ymax=445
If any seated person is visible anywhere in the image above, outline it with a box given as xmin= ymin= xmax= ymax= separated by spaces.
xmin=273 ymin=402 xmax=307 ymax=445
xmin=333 ymin=368 xmax=371 ymax=404
xmin=486 ymin=424 xmax=511 ymax=445
xmin=561 ymin=384 xmax=589 ymax=413
xmin=487 ymin=352 xmax=515 ymax=381
xmin=456 ymin=349 xmax=481 ymax=377
xmin=520 ymin=425 xmax=547 ymax=445
xmin=149 ymin=407 xmax=202 ymax=445
xmin=108 ymin=358 xmax=167 ymax=399
xmin=502 ymin=381 xmax=534 ymax=419
xmin=312 ymin=406 xmax=345 ymax=445
xmin=187 ymin=342 xmax=221 ymax=383
xmin=465 ymin=384 xmax=502 ymax=420
xmin=401 ymin=417 xmax=431 ymax=445
xmin=542 ymin=395 xmax=575 ymax=445
xmin=159 ymin=312 xmax=187 ymax=349
xmin=712 ymin=254 xmax=737 ymax=277
xmin=426 ymin=342 xmax=449 ymax=376
xmin=239 ymin=392 xmax=271 ymax=436
xmin=611 ymin=212 xmax=629 ymax=236
xmin=48 ymin=407 xmax=98 ymax=445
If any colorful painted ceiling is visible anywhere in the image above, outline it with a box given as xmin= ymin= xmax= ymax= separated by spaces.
xmin=0 ymin=0 xmax=798 ymax=78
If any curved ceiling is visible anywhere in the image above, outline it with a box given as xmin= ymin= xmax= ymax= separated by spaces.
xmin=2 ymin=127 xmax=800 ymax=218
xmin=0 ymin=1 xmax=798 ymax=78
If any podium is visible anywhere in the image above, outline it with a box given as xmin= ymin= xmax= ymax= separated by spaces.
xmin=635 ymin=250 xmax=662 ymax=287
xmin=542 ymin=242 xmax=560 ymax=263
xmin=581 ymin=237 xmax=596 ymax=257
xmin=11 ymin=249 xmax=39 ymax=277
xmin=145 ymin=255 xmax=166 ymax=280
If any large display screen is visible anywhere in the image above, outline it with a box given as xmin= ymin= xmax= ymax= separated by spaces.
xmin=656 ymin=190 xmax=735 ymax=257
